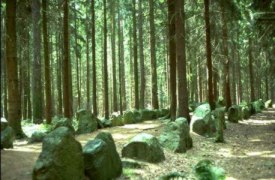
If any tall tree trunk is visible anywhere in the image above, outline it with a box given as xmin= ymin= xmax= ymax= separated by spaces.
xmin=111 ymin=0 xmax=118 ymax=112
xmin=103 ymin=0 xmax=109 ymax=119
xmin=138 ymin=0 xmax=145 ymax=109
xmin=56 ymin=32 xmax=63 ymax=116
xmin=204 ymin=0 xmax=214 ymax=110
xmin=121 ymin=22 xmax=127 ymax=110
xmin=6 ymin=0 xmax=24 ymax=138
xmin=132 ymin=0 xmax=139 ymax=109
xmin=175 ymin=0 xmax=189 ymax=120
xmin=91 ymin=0 xmax=97 ymax=116
xmin=42 ymin=0 xmax=52 ymax=124
xmin=32 ymin=0 xmax=43 ymax=123
xmin=168 ymin=0 xmax=177 ymax=121
xmin=221 ymin=1 xmax=231 ymax=110
xmin=63 ymin=0 xmax=72 ymax=119
xmin=149 ymin=0 xmax=159 ymax=109
xmin=248 ymin=37 xmax=255 ymax=102
xmin=86 ymin=23 xmax=90 ymax=110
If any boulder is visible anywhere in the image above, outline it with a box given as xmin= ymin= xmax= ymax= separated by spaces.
xmin=53 ymin=118 xmax=75 ymax=134
xmin=265 ymin=99 xmax=272 ymax=108
xmin=33 ymin=127 xmax=84 ymax=180
xmin=76 ymin=109 xmax=97 ymax=134
xmin=216 ymin=97 xmax=225 ymax=108
xmin=159 ymin=118 xmax=192 ymax=153
xmin=241 ymin=106 xmax=250 ymax=119
xmin=122 ymin=133 xmax=165 ymax=163
xmin=28 ymin=131 xmax=47 ymax=144
xmin=213 ymin=108 xmax=225 ymax=143
xmin=133 ymin=110 xmax=142 ymax=122
xmin=140 ymin=109 xmax=158 ymax=121
xmin=83 ymin=132 xmax=122 ymax=180
xmin=1 ymin=119 xmax=14 ymax=149
xmin=100 ymin=118 xmax=112 ymax=128
xmin=158 ymin=109 xmax=170 ymax=118
xmin=111 ymin=114 xmax=124 ymax=126
xmin=194 ymin=159 xmax=225 ymax=180
xmin=252 ymin=100 xmax=265 ymax=114
xmin=190 ymin=104 xmax=216 ymax=137
xmin=228 ymin=105 xmax=241 ymax=123
xmin=123 ymin=111 xmax=135 ymax=124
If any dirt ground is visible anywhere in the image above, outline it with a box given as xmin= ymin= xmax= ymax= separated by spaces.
xmin=1 ymin=108 xmax=275 ymax=180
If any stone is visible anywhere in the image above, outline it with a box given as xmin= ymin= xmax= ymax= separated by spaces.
xmin=252 ymin=100 xmax=265 ymax=114
xmin=241 ymin=106 xmax=250 ymax=119
xmin=122 ymin=133 xmax=165 ymax=163
xmin=123 ymin=111 xmax=135 ymax=124
xmin=228 ymin=105 xmax=241 ymax=123
xmin=213 ymin=108 xmax=225 ymax=143
xmin=190 ymin=104 xmax=216 ymax=137
xmin=159 ymin=118 xmax=192 ymax=153
xmin=76 ymin=109 xmax=97 ymax=134
xmin=216 ymin=97 xmax=225 ymax=108
xmin=100 ymin=118 xmax=112 ymax=128
xmin=1 ymin=125 xmax=14 ymax=149
xmin=83 ymin=132 xmax=122 ymax=180
xmin=194 ymin=159 xmax=225 ymax=180
xmin=1 ymin=118 xmax=8 ymax=131
xmin=28 ymin=131 xmax=47 ymax=144
xmin=111 ymin=114 xmax=124 ymax=126
xmin=158 ymin=109 xmax=169 ymax=118
xmin=133 ymin=110 xmax=142 ymax=123
xmin=33 ymin=127 xmax=84 ymax=180
xmin=265 ymin=99 xmax=272 ymax=108
xmin=140 ymin=109 xmax=158 ymax=121
xmin=53 ymin=118 xmax=75 ymax=135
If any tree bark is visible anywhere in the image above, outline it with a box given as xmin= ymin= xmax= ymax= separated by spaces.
xmin=91 ymin=0 xmax=97 ymax=116
xmin=248 ymin=37 xmax=255 ymax=102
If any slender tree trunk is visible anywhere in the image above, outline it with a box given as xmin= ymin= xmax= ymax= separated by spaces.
xmin=168 ymin=0 xmax=177 ymax=121
xmin=6 ymin=0 xmax=24 ymax=138
xmin=237 ymin=32 xmax=242 ymax=103
xmin=32 ymin=0 xmax=43 ymax=123
xmin=138 ymin=0 xmax=145 ymax=109
xmin=121 ymin=23 xmax=127 ymax=110
xmin=56 ymin=32 xmax=63 ymax=116
xmin=63 ymin=0 xmax=72 ymax=119
xmin=42 ymin=0 xmax=52 ymax=124
xmin=118 ymin=0 xmax=123 ymax=114
xmin=132 ymin=0 xmax=139 ymax=110
xmin=248 ymin=37 xmax=255 ymax=102
xmin=91 ymin=0 xmax=97 ymax=116
xmin=103 ymin=0 xmax=109 ymax=119
xmin=204 ymin=0 xmax=214 ymax=110
xmin=149 ymin=0 xmax=159 ymax=109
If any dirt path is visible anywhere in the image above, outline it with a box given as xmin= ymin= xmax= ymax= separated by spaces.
xmin=1 ymin=108 xmax=275 ymax=180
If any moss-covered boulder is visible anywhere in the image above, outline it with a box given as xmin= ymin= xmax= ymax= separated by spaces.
xmin=190 ymin=104 xmax=216 ymax=137
xmin=28 ymin=131 xmax=47 ymax=144
xmin=53 ymin=118 xmax=75 ymax=135
xmin=33 ymin=127 xmax=84 ymax=180
xmin=265 ymin=99 xmax=272 ymax=108
xmin=159 ymin=118 xmax=192 ymax=153
xmin=83 ymin=132 xmax=122 ymax=180
xmin=140 ymin=109 xmax=158 ymax=121
xmin=194 ymin=159 xmax=225 ymax=180
xmin=133 ymin=110 xmax=142 ymax=122
xmin=122 ymin=133 xmax=165 ymax=163
xmin=216 ymin=97 xmax=225 ymax=108
xmin=76 ymin=109 xmax=97 ymax=134
xmin=1 ymin=118 xmax=14 ymax=149
xmin=111 ymin=114 xmax=124 ymax=126
xmin=100 ymin=118 xmax=112 ymax=127
xmin=213 ymin=108 xmax=225 ymax=143
xmin=123 ymin=111 xmax=135 ymax=124
xmin=241 ymin=106 xmax=250 ymax=120
xmin=158 ymin=109 xmax=170 ymax=118
xmin=228 ymin=105 xmax=241 ymax=123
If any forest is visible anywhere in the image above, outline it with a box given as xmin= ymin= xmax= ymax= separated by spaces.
xmin=1 ymin=0 xmax=275 ymax=179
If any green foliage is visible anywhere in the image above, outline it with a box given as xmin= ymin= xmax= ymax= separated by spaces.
xmin=194 ymin=160 xmax=226 ymax=180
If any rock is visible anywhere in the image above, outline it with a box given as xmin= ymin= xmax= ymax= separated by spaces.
xmin=133 ymin=110 xmax=142 ymax=122
xmin=158 ymin=109 xmax=169 ymax=118
xmin=76 ymin=109 xmax=97 ymax=134
xmin=265 ymin=99 xmax=272 ymax=108
xmin=190 ymin=104 xmax=216 ymax=137
xmin=228 ymin=105 xmax=241 ymax=123
xmin=111 ymin=114 xmax=124 ymax=126
xmin=53 ymin=118 xmax=75 ymax=135
xmin=189 ymin=102 xmax=200 ymax=112
xmin=1 ymin=125 xmax=14 ymax=149
xmin=241 ymin=106 xmax=250 ymax=119
xmin=123 ymin=111 xmax=135 ymax=124
xmin=140 ymin=109 xmax=158 ymax=121
xmin=122 ymin=133 xmax=165 ymax=163
xmin=33 ymin=127 xmax=84 ymax=180
xmin=216 ymin=97 xmax=225 ymax=108
xmin=100 ymin=118 xmax=112 ymax=127
xmin=159 ymin=118 xmax=192 ymax=153
xmin=213 ymin=108 xmax=225 ymax=143
xmin=28 ymin=131 xmax=47 ymax=144
xmin=83 ymin=132 xmax=122 ymax=180
xmin=252 ymin=100 xmax=265 ymax=114
xmin=194 ymin=159 xmax=225 ymax=180
xmin=159 ymin=172 xmax=187 ymax=180
xmin=1 ymin=118 xmax=9 ymax=131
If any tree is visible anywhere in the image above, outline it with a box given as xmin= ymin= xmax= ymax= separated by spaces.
xmin=149 ymin=0 xmax=159 ymax=109
xmin=6 ymin=0 xmax=24 ymax=138
xmin=63 ymin=0 xmax=72 ymax=119
xmin=204 ymin=0 xmax=215 ymax=110
xmin=91 ymin=0 xmax=97 ymax=116
xmin=248 ymin=37 xmax=255 ymax=102
xmin=42 ymin=0 xmax=52 ymax=124
xmin=32 ymin=0 xmax=43 ymax=124
xmin=132 ymin=0 xmax=139 ymax=110
xmin=168 ymin=0 xmax=177 ymax=121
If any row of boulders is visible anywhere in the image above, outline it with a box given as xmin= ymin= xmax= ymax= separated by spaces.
xmin=33 ymin=127 xmax=122 ymax=180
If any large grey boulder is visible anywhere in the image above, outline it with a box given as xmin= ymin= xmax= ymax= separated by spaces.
xmin=33 ymin=127 xmax=84 ymax=180
xmin=53 ymin=118 xmax=75 ymax=135
xmin=28 ymin=131 xmax=47 ymax=144
xmin=76 ymin=109 xmax=97 ymax=134
xmin=190 ymin=104 xmax=216 ymax=137
xmin=140 ymin=109 xmax=158 ymax=121
xmin=111 ymin=114 xmax=124 ymax=126
xmin=1 ymin=118 xmax=14 ymax=149
xmin=83 ymin=132 xmax=122 ymax=180
xmin=228 ymin=105 xmax=241 ymax=123
xmin=133 ymin=110 xmax=142 ymax=123
xmin=122 ymin=133 xmax=165 ymax=163
xmin=159 ymin=118 xmax=192 ymax=153
xmin=123 ymin=111 xmax=135 ymax=124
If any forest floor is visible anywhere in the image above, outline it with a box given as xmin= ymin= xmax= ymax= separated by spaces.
xmin=1 ymin=108 xmax=275 ymax=180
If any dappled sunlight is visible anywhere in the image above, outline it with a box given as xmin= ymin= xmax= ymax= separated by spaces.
xmin=239 ymin=119 xmax=275 ymax=125
xmin=122 ymin=123 xmax=161 ymax=130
